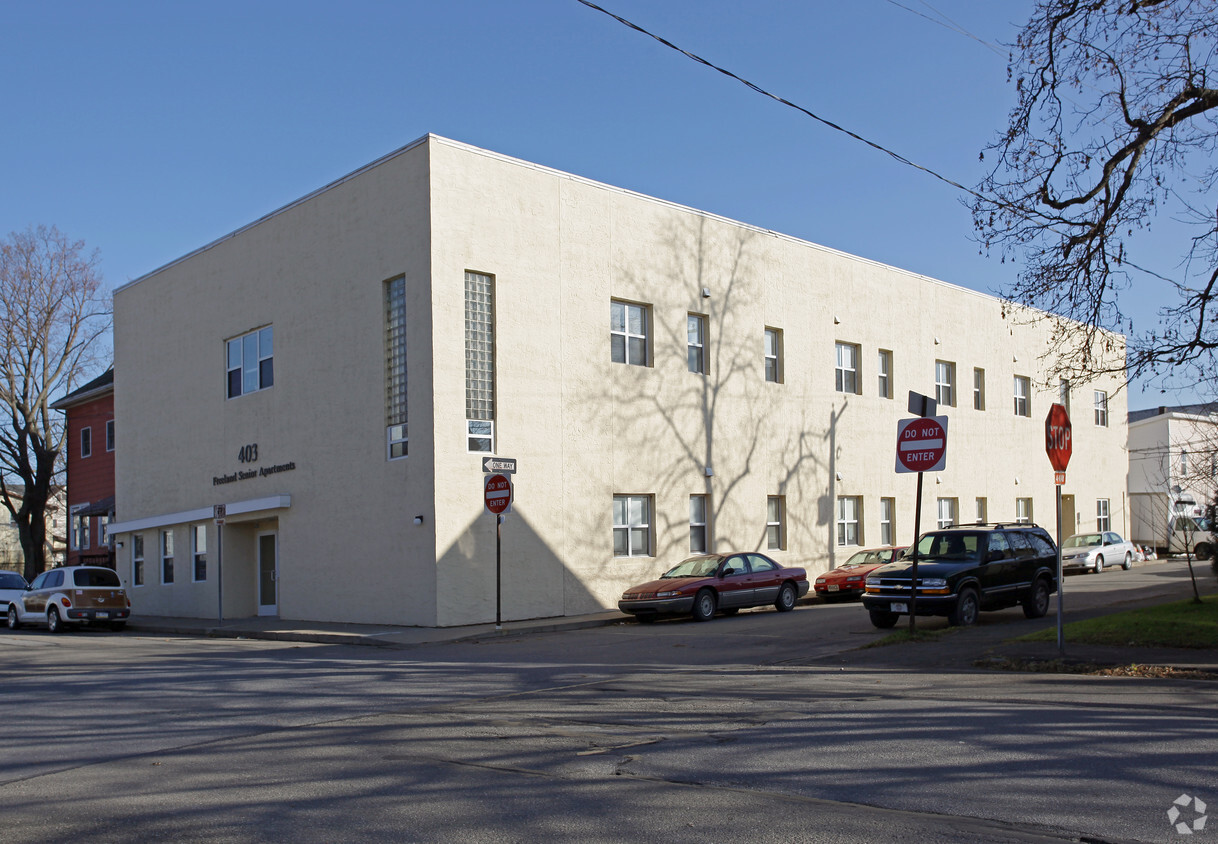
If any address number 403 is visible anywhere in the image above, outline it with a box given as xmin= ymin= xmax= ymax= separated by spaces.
xmin=237 ymin=444 xmax=259 ymax=463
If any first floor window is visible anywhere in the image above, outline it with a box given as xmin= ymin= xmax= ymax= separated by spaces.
xmin=836 ymin=496 xmax=861 ymax=547
xmin=1097 ymin=499 xmax=1111 ymax=532
xmin=879 ymin=497 xmax=895 ymax=546
xmin=227 ymin=325 xmax=274 ymax=398
xmin=72 ymin=513 xmax=90 ymax=550
xmin=1015 ymin=498 xmax=1033 ymax=524
xmin=467 ymin=420 xmax=493 ymax=453
xmin=767 ymin=496 xmax=786 ymax=550
xmin=976 ymin=497 xmax=988 ymax=525
xmin=611 ymin=300 xmax=649 ymax=366
xmin=132 ymin=535 xmax=144 ymax=586
xmin=193 ymin=525 xmax=207 ymax=582
xmin=687 ymin=314 xmax=706 ymax=374
xmin=1013 ymin=375 xmax=1031 ymax=417
xmin=690 ymin=495 xmax=708 ymax=553
xmin=835 ymin=342 xmax=859 ymax=394
xmin=387 ymin=424 xmax=408 ymax=460
xmin=161 ymin=530 xmax=174 ymax=584
xmin=613 ymin=495 xmax=651 ymax=557
xmin=99 ymin=516 xmax=110 ymax=548
xmin=935 ymin=360 xmax=955 ymax=407
xmin=1094 ymin=390 xmax=1109 ymax=427
xmin=937 ymin=498 xmax=957 ymax=529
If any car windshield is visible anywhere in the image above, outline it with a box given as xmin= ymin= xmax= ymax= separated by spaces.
xmin=72 ymin=568 xmax=121 ymax=588
xmin=661 ymin=556 xmax=723 ymax=578
xmin=1063 ymin=534 xmax=1102 ymax=548
xmin=842 ymin=550 xmax=889 ymax=567
xmin=916 ymin=532 xmax=980 ymax=561
xmin=0 ymin=571 xmax=26 ymax=589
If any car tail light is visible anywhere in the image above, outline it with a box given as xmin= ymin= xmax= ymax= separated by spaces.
xmin=60 ymin=596 xmax=72 ymax=608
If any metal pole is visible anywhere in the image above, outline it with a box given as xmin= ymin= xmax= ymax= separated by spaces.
xmin=1056 ymin=484 xmax=1064 ymax=655
xmin=495 ymin=514 xmax=502 ymax=631
xmin=217 ymin=523 xmax=224 ymax=623
xmin=909 ymin=471 xmax=923 ymax=633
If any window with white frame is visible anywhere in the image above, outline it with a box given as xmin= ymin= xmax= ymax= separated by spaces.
xmin=611 ymin=300 xmax=649 ymax=366
xmin=768 ymin=496 xmax=786 ymax=550
xmin=878 ymin=350 xmax=892 ymax=399
xmin=835 ymin=342 xmax=859 ymax=394
xmin=105 ymin=419 xmax=115 ymax=452
xmin=192 ymin=525 xmax=207 ymax=582
xmin=226 ymin=326 xmax=274 ymax=399
xmin=1181 ymin=450 xmax=1189 ymax=476
xmin=80 ymin=426 xmax=92 ymax=458
xmin=937 ymin=498 xmax=957 ymax=529
xmin=1097 ymin=499 xmax=1111 ymax=532
xmin=935 ymin=360 xmax=955 ymax=407
xmin=973 ymin=368 xmax=985 ymax=411
xmin=466 ymin=271 xmax=496 ymax=453
xmin=976 ymin=497 xmax=988 ymax=524
xmin=1013 ymin=375 xmax=1031 ymax=417
xmin=385 ymin=275 xmax=408 ymax=459
xmin=1015 ymin=497 xmax=1033 ymax=524
xmin=689 ymin=495 xmax=708 ymax=553
xmin=1094 ymin=390 xmax=1108 ymax=427
xmin=836 ymin=496 xmax=861 ymax=546
xmin=99 ymin=516 xmax=110 ymax=548
xmin=1059 ymin=379 xmax=1071 ymax=415
xmin=72 ymin=513 xmax=89 ymax=550
xmin=880 ymin=497 xmax=895 ymax=546
xmin=613 ymin=495 xmax=651 ymax=557
xmin=132 ymin=534 xmax=144 ymax=586
xmin=161 ymin=530 xmax=174 ymax=584
xmin=764 ymin=328 xmax=783 ymax=383
xmin=687 ymin=314 xmax=706 ymax=374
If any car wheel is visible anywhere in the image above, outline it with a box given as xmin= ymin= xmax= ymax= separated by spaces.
xmin=1122 ymin=552 xmax=1133 ymax=571
xmin=6 ymin=604 xmax=19 ymax=630
xmin=691 ymin=589 xmax=717 ymax=622
xmin=1195 ymin=542 xmax=1212 ymax=561
xmin=1022 ymin=578 xmax=1051 ymax=619
xmin=110 ymin=621 xmax=127 ymax=632
xmin=948 ymin=588 xmax=980 ymax=627
xmin=869 ymin=609 xmax=899 ymax=629
xmin=1093 ymin=556 xmax=1104 ymax=574
xmin=47 ymin=606 xmax=63 ymax=634
xmin=774 ymin=582 xmax=798 ymax=612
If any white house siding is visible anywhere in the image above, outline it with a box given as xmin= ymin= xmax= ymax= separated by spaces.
xmin=111 ymin=134 xmax=1128 ymax=627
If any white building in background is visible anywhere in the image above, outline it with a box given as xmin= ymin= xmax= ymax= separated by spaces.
xmin=109 ymin=135 xmax=1129 ymax=626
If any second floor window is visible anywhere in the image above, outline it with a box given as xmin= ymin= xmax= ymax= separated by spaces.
xmin=227 ymin=326 xmax=274 ymax=399
xmin=877 ymin=350 xmax=892 ymax=399
xmin=764 ymin=328 xmax=783 ymax=383
xmin=687 ymin=314 xmax=706 ymax=374
xmin=973 ymin=368 xmax=985 ymax=411
xmin=935 ymin=361 xmax=955 ymax=407
xmin=835 ymin=342 xmax=859 ymax=394
xmin=1094 ymin=390 xmax=1108 ymax=427
xmin=1013 ymin=375 xmax=1031 ymax=417
xmin=611 ymin=301 xmax=648 ymax=366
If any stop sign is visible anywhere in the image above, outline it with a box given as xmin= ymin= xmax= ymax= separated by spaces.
xmin=1045 ymin=403 xmax=1072 ymax=472
xmin=485 ymin=473 xmax=512 ymax=515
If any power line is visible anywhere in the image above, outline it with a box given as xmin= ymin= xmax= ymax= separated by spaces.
xmin=883 ymin=0 xmax=1006 ymax=57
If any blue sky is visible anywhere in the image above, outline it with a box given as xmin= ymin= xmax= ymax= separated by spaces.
xmin=1 ymin=0 xmax=1175 ymax=409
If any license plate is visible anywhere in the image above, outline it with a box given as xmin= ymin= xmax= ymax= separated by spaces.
xmin=827 ymin=585 xmax=839 ymax=592
xmin=890 ymin=602 xmax=908 ymax=613
xmin=96 ymin=611 xmax=109 ymax=619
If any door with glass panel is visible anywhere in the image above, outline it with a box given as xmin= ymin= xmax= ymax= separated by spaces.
xmin=257 ymin=532 xmax=278 ymax=616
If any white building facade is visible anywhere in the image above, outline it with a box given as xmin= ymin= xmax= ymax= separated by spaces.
xmin=1128 ymin=404 xmax=1218 ymax=555
xmin=110 ymin=135 xmax=1129 ymax=626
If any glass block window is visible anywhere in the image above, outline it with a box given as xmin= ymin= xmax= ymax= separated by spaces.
xmin=466 ymin=271 xmax=495 ymax=452
xmin=385 ymin=276 xmax=408 ymax=459
xmin=227 ymin=326 xmax=273 ymax=399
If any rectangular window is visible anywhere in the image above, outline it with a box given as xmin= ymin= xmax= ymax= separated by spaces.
xmin=936 ymin=498 xmax=957 ymax=529
xmin=72 ymin=513 xmax=90 ymax=550
xmin=1013 ymin=375 xmax=1031 ymax=417
xmin=935 ymin=361 xmax=955 ymax=407
xmin=879 ymin=497 xmax=895 ymax=546
xmin=768 ymin=496 xmax=786 ymax=550
xmin=613 ymin=495 xmax=652 ymax=557
xmin=877 ymin=350 xmax=892 ymax=399
xmin=835 ymin=342 xmax=859 ymax=394
xmin=1181 ymin=450 xmax=1189 ymax=476
xmin=976 ymin=497 xmax=988 ymax=525
xmin=836 ymin=496 xmax=861 ymax=547
xmin=192 ymin=525 xmax=207 ymax=582
xmin=80 ymin=426 xmax=92 ymax=458
xmin=1097 ymin=499 xmax=1111 ymax=532
xmin=226 ymin=326 xmax=274 ymax=399
xmin=466 ymin=271 xmax=496 ymax=453
xmin=1094 ymin=390 xmax=1109 ymax=427
xmin=764 ymin=328 xmax=783 ymax=383
xmin=1059 ymin=379 xmax=1071 ymax=415
xmin=690 ymin=495 xmax=708 ymax=553
xmin=99 ymin=516 xmax=110 ymax=548
xmin=132 ymin=534 xmax=144 ymax=587
xmin=1015 ymin=497 xmax=1033 ymax=524
xmin=687 ymin=314 xmax=706 ymax=374
xmin=610 ymin=300 xmax=649 ymax=366
xmin=161 ymin=530 xmax=174 ymax=585
xmin=105 ymin=419 xmax=115 ymax=452
xmin=973 ymin=368 xmax=985 ymax=411
xmin=385 ymin=276 xmax=408 ymax=459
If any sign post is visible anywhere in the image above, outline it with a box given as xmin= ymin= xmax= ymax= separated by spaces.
xmin=484 ymin=473 xmax=513 ymax=630
xmin=213 ymin=504 xmax=226 ymax=622
xmin=896 ymin=392 xmax=948 ymax=633
xmin=1045 ymin=403 xmax=1073 ymax=655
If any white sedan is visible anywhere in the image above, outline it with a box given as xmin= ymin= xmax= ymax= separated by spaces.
xmin=1060 ymin=531 xmax=1137 ymax=573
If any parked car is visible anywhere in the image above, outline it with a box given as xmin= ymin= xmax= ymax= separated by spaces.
xmin=7 ymin=566 xmax=131 ymax=633
xmin=1060 ymin=531 xmax=1136 ymax=573
xmin=0 ymin=570 xmax=29 ymax=620
xmin=813 ymin=546 xmax=907 ymax=600
xmin=619 ymin=552 xmax=809 ymax=623
xmin=862 ymin=523 xmax=1058 ymax=628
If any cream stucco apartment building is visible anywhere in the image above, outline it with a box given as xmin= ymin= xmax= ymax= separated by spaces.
xmin=109 ymin=135 xmax=1128 ymax=627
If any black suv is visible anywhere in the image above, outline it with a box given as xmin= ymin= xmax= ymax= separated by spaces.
xmin=861 ymin=523 xmax=1058 ymax=628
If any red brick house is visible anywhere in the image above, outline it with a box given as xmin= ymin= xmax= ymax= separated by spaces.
xmin=51 ymin=368 xmax=115 ymax=568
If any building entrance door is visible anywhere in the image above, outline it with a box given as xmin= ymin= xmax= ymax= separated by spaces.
xmin=257 ymin=532 xmax=278 ymax=616
xmin=1061 ymin=495 xmax=1077 ymax=539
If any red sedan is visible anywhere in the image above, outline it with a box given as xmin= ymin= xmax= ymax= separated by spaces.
xmin=813 ymin=546 xmax=907 ymax=600
xmin=618 ymin=552 xmax=809 ymax=623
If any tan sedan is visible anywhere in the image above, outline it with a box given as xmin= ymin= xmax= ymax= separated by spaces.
xmin=6 ymin=566 xmax=131 ymax=633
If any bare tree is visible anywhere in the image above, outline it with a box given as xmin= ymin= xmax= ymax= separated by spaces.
xmin=0 ymin=225 xmax=111 ymax=581
xmin=973 ymin=0 xmax=1218 ymax=388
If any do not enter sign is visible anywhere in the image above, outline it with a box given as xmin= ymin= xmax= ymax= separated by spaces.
xmin=485 ymin=473 xmax=512 ymax=515
xmin=895 ymin=416 xmax=948 ymax=473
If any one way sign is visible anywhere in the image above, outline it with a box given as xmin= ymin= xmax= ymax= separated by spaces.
xmin=482 ymin=457 xmax=517 ymax=474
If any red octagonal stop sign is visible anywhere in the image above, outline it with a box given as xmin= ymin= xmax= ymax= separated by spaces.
xmin=1045 ymin=403 xmax=1072 ymax=472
